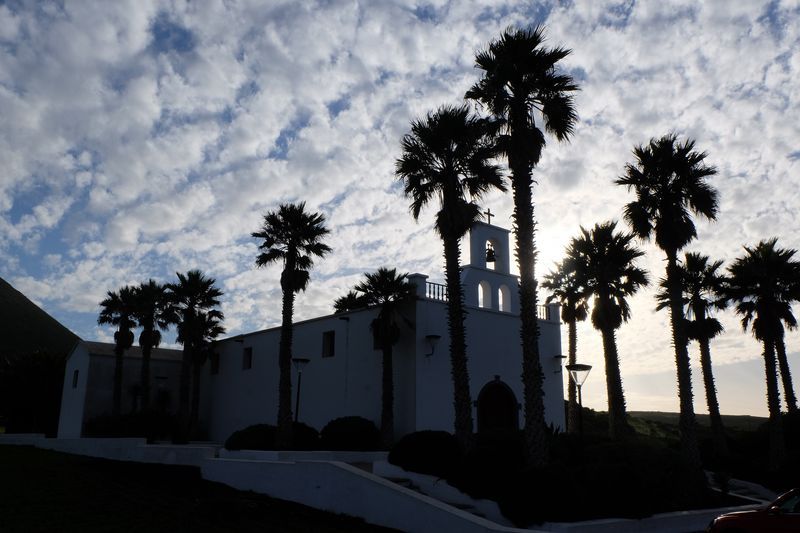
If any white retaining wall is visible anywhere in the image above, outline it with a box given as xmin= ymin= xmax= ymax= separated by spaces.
xmin=0 ymin=435 xmax=760 ymax=533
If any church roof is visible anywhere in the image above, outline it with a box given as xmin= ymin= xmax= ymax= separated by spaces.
xmin=83 ymin=341 xmax=183 ymax=361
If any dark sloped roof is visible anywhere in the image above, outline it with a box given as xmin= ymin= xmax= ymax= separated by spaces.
xmin=0 ymin=277 xmax=80 ymax=359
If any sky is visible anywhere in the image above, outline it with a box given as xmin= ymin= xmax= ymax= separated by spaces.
xmin=1 ymin=0 xmax=799 ymax=417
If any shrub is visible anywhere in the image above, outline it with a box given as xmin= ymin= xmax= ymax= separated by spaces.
xmin=224 ymin=422 xmax=319 ymax=451
xmin=320 ymin=416 xmax=381 ymax=451
xmin=83 ymin=410 xmax=178 ymax=442
xmin=388 ymin=430 xmax=463 ymax=478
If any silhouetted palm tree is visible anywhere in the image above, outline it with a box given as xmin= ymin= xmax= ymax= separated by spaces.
xmin=98 ymin=285 xmax=137 ymax=416
xmin=617 ymin=133 xmax=717 ymax=470
xmin=253 ymin=202 xmax=331 ymax=448
xmin=189 ymin=310 xmax=225 ymax=433
xmin=656 ymin=252 xmax=728 ymax=458
xmin=132 ymin=280 xmax=173 ymax=411
xmin=724 ymin=238 xmax=800 ymax=470
xmin=774 ymin=322 xmax=798 ymax=413
xmin=466 ymin=25 xmax=578 ymax=467
xmin=542 ymin=262 xmax=588 ymax=434
xmin=338 ymin=267 xmax=415 ymax=446
xmin=333 ymin=290 xmax=367 ymax=314
xmin=167 ymin=270 xmax=224 ymax=440
xmin=563 ymin=222 xmax=648 ymax=439
xmin=396 ymin=104 xmax=505 ymax=448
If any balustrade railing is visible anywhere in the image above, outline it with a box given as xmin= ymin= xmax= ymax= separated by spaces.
xmin=425 ymin=282 xmax=448 ymax=302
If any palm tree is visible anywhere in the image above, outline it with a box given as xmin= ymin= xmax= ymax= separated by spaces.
xmin=395 ymin=104 xmax=505 ymax=448
xmin=132 ymin=280 xmax=172 ymax=411
xmin=167 ymin=270 xmax=224 ymax=440
xmin=563 ymin=222 xmax=648 ymax=439
xmin=337 ymin=267 xmax=415 ymax=446
xmin=724 ymin=238 xmax=800 ymax=470
xmin=774 ymin=322 xmax=798 ymax=413
xmin=252 ymin=202 xmax=331 ymax=449
xmin=466 ymin=25 xmax=578 ymax=467
xmin=616 ymin=133 xmax=718 ymax=470
xmin=189 ymin=310 xmax=225 ymax=433
xmin=98 ymin=285 xmax=137 ymax=416
xmin=656 ymin=252 xmax=728 ymax=458
xmin=542 ymin=262 xmax=588 ymax=435
xmin=333 ymin=290 xmax=367 ymax=314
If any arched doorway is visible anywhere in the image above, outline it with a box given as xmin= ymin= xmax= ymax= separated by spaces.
xmin=477 ymin=378 xmax=519 ymax=434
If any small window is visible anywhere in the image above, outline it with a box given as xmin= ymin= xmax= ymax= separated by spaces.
xmin=242 ymin=347 xmax=253 ymax=370
xmin=72 ymin=369 xmax=79 ymax=389
xmin=322 ymin=330 xmax=335 ymax=358
xmin=210 ymin=352 xmax=220 ymax=375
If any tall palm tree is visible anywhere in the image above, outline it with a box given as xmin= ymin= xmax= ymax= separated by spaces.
xmin=189 ymin=310 xmax=225 ymax=433
xmin=467 ymin=25 xmax=578 ymax=467
xmin=656 ymin=252 xmax=728 ymax=458
xmin=98 ymin=285 xmax=137 ymax=416
xmin=132 ymin=280 xmax=172 ymax=412
xmin=616 ymin=133 xmax=717 ymax=470
xmin=563 ymin=222 xmax=648 ymax=439
xmin=395 ymin=104 xmax=505 ymax=448
xmin=167 ymin=270 xmax=224 ymax=440
xmin=542 ymin=262 xmax=588 ymax=435
xmin=774 ymin=322 xmax=798 ymax=413
xmin=724 ymin=238 xmax=800 ymax=470
xmin=253 ymin=202 xmax=331 ymax=449
xmin=337 ymin=268 xmax=415 ymax=446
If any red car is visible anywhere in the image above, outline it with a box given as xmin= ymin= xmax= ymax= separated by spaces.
xmin=707 ymin=488 xmax=800 ymax=532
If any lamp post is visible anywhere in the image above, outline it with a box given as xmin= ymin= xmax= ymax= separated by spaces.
xmin=292 ymin=357 xmax=310 ymax=423
xmin=565 ymin=363 xmax=592 ymax=440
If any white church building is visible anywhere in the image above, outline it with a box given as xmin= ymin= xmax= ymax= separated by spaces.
xmin=59 ymin=222 xmax=565 ymax=443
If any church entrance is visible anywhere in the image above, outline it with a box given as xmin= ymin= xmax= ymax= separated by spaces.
xmin=476 ymin=378 xmax=519 ymax=434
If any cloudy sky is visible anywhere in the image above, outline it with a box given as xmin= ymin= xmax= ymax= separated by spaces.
xmin=2 ymin=0 xmax=799 ymax=417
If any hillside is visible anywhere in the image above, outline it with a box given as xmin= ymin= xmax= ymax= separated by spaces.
xmin=0 ymin=277 xmax=79 ymax=358
xmin=629 ymin=411 xmax=768 ymax=432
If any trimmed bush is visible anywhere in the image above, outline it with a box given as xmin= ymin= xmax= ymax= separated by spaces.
xmin=388 ymin=430 xmax=463 ymax=478
xmin=83 ymin=410 xmax=178 ymax=443
xmin=224 ymin=422 xmax=319 ymax=451
xmin=320 ymin=416 xmax=381 ymax=451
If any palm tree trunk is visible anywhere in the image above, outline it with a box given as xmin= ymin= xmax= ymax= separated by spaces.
xmin=762 ymin=337 xmax=786 ymax=471
xmin=177 ymin=346 xmax=192 ymax=442
xmin=276 ymin=277 xmax=296 ymax=450
xmin=443 ymin=235 xmax=474 ymax=449
xmin=566 ymin=320 xmax=579 ymax=435
xmin=508 ymin=120 xmax=548 ymax=468
xmin=141 ymin=337 xmax=152 ymax=412
xmin=666 ymin=252 xmax=702 ymax=471
xmin=381 ymin=343 xmax=394 ymax=447
xmin=599 ymin=324 xmax=628 ymax=439
xmin=698 ymin=337 xmax=728 ymax=458
xmin=112 ymin=341 xmax=124 ymax=416
xmin=189 ymin=358 xmax=202 ymax=438
xmin=775 ymin=334 xmax=798 ymax=413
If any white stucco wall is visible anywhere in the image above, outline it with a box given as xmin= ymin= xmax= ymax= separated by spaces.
xmin=206 ymin=302 xmax=418 ymax=443
xmin=57 ymin=344 xmax=90 ymax=438
xmin=413 ymin=299 xmax=564 ymax=433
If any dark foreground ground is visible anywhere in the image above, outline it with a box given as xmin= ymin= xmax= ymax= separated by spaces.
xmin=0 ymin=445 xmax=398 ymax=533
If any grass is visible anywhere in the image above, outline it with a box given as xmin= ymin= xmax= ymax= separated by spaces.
xmin=0 ymin=445 xmax=397 ymax=533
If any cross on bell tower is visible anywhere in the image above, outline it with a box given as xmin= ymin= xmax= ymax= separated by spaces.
xmin=483 ymin=208 xmax=493 ymax=225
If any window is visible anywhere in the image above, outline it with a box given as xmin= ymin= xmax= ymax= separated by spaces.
xmin=478 ymin=280 xmax=492 ymax=309
xmin=498 ymin=284 xmax=511 ymax=312
xmin=72 ymin=369 xmax=79 ymax=389
xmin=210 ymin=352 xmax=220 ymax=375
xmin=322 ymin=330 xmax=335 ymax=358
xmin=242 ymin=347 xmax=253 ymax=370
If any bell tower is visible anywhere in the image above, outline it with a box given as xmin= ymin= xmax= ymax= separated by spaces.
xmin=461 ymin=220 xmax=519 ymax=313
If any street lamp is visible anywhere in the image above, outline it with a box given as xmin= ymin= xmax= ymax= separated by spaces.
xmin=565 ymin=363 xmax=592 ymax=439
xmin=292 ymin=357 xmax=310 ymax=423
